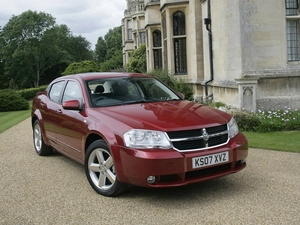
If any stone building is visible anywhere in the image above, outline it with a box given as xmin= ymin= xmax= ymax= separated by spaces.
xmin=122 ymin=0 xmax=300 ymax=111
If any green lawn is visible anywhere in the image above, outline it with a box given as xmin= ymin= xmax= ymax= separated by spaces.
xmin=0 ymin=109 xmax=31 ymax=133
xmin=244 ymin=131 xmax=300 ymax=153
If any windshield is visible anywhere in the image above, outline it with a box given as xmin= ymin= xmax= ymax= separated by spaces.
xmin=86 ymin=77 xmax=181 ymax=107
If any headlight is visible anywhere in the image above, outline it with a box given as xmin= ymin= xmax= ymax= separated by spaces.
xmin=123 ymin=129 xmax=172 ymax=149
xmin=228 ymin=117 xmax=239 ymax=138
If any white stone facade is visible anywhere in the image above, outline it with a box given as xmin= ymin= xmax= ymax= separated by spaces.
xmin=122 ymin=0 xmax=300 ymax=111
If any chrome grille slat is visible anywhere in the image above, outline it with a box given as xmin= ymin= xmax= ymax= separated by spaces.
xmin=167 ymin=124 xmax=229 ymax=152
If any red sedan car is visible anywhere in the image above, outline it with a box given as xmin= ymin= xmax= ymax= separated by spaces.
xmin=31 ymin=72 xmax=248 ymax=197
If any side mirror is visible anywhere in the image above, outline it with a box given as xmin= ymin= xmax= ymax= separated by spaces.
xmin=62 ymin=99 xmax=82 ymax=110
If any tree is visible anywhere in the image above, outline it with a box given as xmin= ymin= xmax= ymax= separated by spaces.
xmin=99 ymin=51 xmax=123 ymax=72
xmin=104 ymin=26 xmax=122 ymax=60
xmin=95 ymin=26 xmax=123 ymax=71
xmin=66 ymin=35 xmax=93 ymax=62
xmin=95 ymin=37 xmax=107 ymax=64
xmin=126 ymin=44 xmax=146 ymax=73
xmin=1 ymin=10 xmax=57 ymax=88
xmin=0 ymin=10 xmax=93 ymax=88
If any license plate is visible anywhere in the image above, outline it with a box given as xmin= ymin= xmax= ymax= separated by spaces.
xmin=192 ymin=151 xmax=229 ymax=169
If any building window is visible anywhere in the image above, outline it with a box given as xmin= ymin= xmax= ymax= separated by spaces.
xmin=162 ymin=13 xmax=168 ymax=69
xmin=140 ymin=32 xmax=146 ymax=44
xmin=153 ymin=30 xmax=161 ymax=47
xmin=174 ymin=38 xmax=187 ymax=74
xmin=154 ymin=49 xmax=162 ymax=69
xmin=173 ymin=11 xmax=186 ymax=36
xmin=127 ymin=20 xmax=132 ymax=40
xmin=286 ymin=0 xmax=300 ymax=61
xmin=173 ymin=11 xmax=187 ymax=74
xmin=153 ymin=30 xmax=162 ymax=69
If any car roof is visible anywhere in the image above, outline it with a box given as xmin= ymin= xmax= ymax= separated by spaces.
xmin=62 ymin=72 xmax=153 ymax=81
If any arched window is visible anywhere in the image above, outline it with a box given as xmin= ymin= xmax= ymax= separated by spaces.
xmin=173 ymin=11 xmax=187 ymax=74
xmin=173 ymin=11 xmax=186 ymax=36
xmin=153 ymin=30 xmax=162 ymax=69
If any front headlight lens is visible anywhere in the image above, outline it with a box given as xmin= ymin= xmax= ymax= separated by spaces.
xmin=123 ymin=129 xmax=172 ymax=149
xmin=228 ymin=117 xmax=239 ymax=138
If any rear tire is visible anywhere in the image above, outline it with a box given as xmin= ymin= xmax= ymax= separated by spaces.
xmin=85 ymin=140 xmax=127 ymax=197
xmin=33 ymin=120 xmax=52 ymax=156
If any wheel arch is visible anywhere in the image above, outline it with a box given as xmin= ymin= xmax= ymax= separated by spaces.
xmin=85 ymin=133 xmax=105 ymax=153
xmin=31 ymin=113 xmax=50 ymax=146
xmin=84 ymin=132 xmax=127 ymax=184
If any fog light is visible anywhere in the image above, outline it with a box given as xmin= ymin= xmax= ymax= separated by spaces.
xmin=147 ymin=176 xmax=156 ymax=184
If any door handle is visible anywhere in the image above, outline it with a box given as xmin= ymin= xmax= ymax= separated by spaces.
xmin=41 ymin=101 xmax=46 ymax=108
xmin=56 ymin=109 xmax=62 ymax=114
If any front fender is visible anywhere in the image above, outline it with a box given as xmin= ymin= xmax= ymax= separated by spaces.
xmin=86 ymin=118 xmax=131 ymax=182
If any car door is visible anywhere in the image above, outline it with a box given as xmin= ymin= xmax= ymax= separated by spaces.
xmin=55 ymin=80 xmax=87 ymax=161
xmin=42 ymin=80 xmax=66 ymax=150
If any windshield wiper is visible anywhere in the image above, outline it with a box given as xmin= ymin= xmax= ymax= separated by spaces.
xmin=122 ymin=100 xmax=148 ymax=104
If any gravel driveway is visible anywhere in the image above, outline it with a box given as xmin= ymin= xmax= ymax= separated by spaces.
xmin=0 ymin=118 xmax=299 ymax=225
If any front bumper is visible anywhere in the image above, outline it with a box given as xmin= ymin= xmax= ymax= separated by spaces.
xmin=115 ymin=133 xmax=248 ymax=188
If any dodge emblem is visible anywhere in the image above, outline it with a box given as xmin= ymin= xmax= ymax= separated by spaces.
xmin=202 ymin=128 xmax=209 ymax=142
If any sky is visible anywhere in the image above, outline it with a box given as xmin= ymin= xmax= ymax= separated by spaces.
xmin=0 ymin=0 xmax=127 ymax=49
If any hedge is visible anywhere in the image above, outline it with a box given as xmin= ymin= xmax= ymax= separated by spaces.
xmin=17 ymin=85 xmax=47 ymax=100
xmin=0 ymin=89 xmax=29 ymax=112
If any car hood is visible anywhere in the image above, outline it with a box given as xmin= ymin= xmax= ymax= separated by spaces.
xmin=94 ymin=100 xmax=231 ymax=131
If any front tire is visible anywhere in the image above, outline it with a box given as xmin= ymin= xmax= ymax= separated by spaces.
xmin=85 ymin=140 xmax=127 ymax=197
xmin=33 ymin=120 xmax=52 ymax=156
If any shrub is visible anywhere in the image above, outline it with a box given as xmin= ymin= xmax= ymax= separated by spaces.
xmin=149 ymin=69 xmax=194 ymax=101
xmin=126 ymin=44 xmax=147 ymax=73
xmin=172 ymin=78 xmax=194 ymax=101
xmin=149 ymin=69 xmax=174 ymax=87
xmin=0 ymin=89 xmax=29 ymax=112
xmin=223 ymin=106 xmax=300 ymax=133
xmin=255 ymin=108 xmax=300 ymax=132
xmin=17 ymin=85 xmax=47 ymax=99
xmin=233 ymin=111 xmax=261 ymax=132
xmin=100 ymin=54 xmax=123 ymax=72
xmin=62 ymin=60 xmax=99 ymax=75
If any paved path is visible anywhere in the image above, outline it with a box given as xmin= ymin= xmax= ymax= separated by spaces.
xmin=0 ymin=118 xmax=299 ymax=225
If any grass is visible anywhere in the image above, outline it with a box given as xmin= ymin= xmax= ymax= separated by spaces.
xmin=0 ymin=109 xmax=31 ymax=133
xmin=244 ymin=131 xmax=300 ymax=153
xmin=0 ymin=101 xmax=31 ymax=133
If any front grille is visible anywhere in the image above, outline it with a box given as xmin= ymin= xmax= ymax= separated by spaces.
xmin=166 ymin=124 xmax=228 ymax=151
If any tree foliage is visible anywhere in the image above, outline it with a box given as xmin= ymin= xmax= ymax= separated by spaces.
xmin=62 ymin=60 xmax=99 ymax=75
xmin=95 ymin=37 xmax=107 ymax=64
xmin=0 ymin=10 xmax=93 ymax=89
xmin=95 ymin=26 xmax=123 ymax=71
xmin=126 ymin=44 xmax=147 ymax=73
